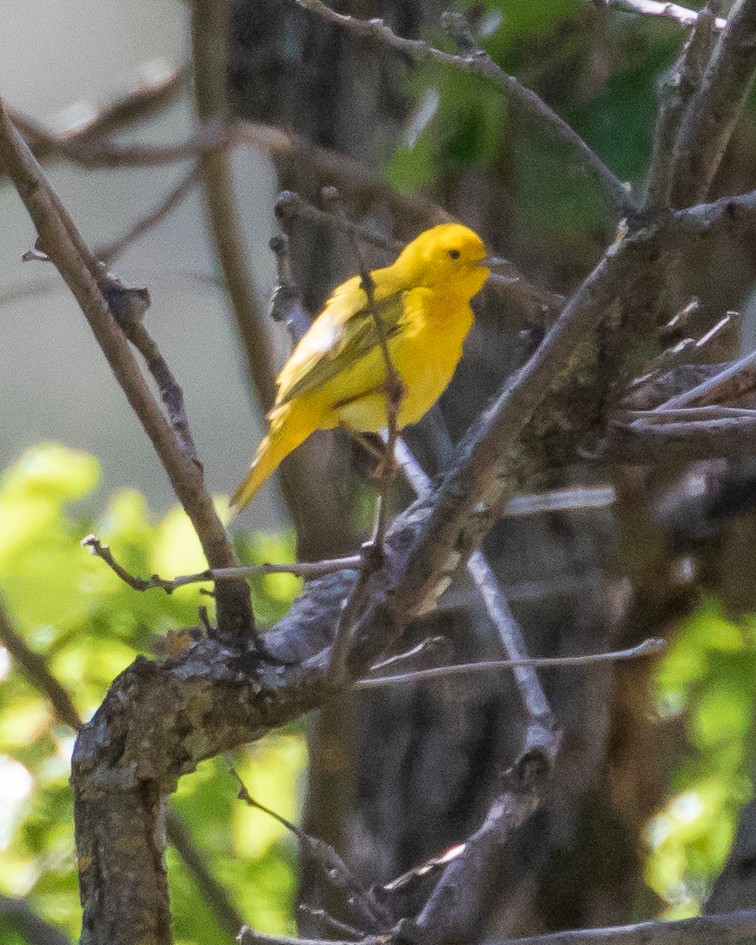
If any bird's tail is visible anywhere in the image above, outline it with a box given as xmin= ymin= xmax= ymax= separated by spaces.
xmin=230 ymin=401 xmax=313 ymax=515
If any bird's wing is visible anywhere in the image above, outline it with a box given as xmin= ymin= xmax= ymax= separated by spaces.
xmin=275 ymin=276 xmax=407 ymax=405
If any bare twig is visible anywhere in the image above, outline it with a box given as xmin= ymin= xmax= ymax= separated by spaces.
xmin=238 ymin=910 xmax=756 ymax=945
xmin=275 ymin=190 xmax=564 ymax=314
xmin=120 ymin=318 xmax=200 ymax=462
xmin=0 ymin=600 xmax=82 ymax=730
xmin=391 ymin=435 xmax=553 ymax=726
xmin=296 ymin=0 xmax=633 ymax=215
xmin=227 ymin=762 xmax=387 ymax=931
xmin=504 ymin=484 xmax=616 ymax=516
xmin=629 ymin=310 xmax=736 ymax=395
xmin=164 ymin=814 xmax=246 ymax=936
xmin=192 ymin=2 xmax=328 ymax=547
xmin=5 ymin=58 xmax=183 ymax=173
xmin=613 ymin=415 xmax=756 ymax=462
xmin=82 ymin=534 xmax=363 ymax=593
xmin=368 ymin=637 xmax=449 ymax=675
xmin=355 ymin=637 xmax=664 ymax=688
xmin=603 ymin=0 xmax=727 ymax=31
xmin=191 ymin=0 xmax=276 ymax=413
xmin=492 ymin=908 xmax=756 ymax=944
xmin=627 ymin=405 xmax=756 ymax=421
xmin=657 ymin=347 xmax=756 ymax=409
xmin=0 ymin=98 xmax=254 ymax=642
xmin=296 ymin=905 xmax=364 ymax=941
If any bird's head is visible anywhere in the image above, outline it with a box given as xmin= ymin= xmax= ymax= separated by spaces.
xmin=393 ymin=223 xmax=502 ymax=300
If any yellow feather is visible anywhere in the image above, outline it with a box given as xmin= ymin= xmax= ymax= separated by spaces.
xmin=230 ymin=223 xmax=492 ymax=514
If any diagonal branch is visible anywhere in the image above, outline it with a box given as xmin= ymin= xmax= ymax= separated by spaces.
xmin=295 ymin=0 xmax=633 ymax=216
xmin=0 ymin=98 xmax=255 ymax=643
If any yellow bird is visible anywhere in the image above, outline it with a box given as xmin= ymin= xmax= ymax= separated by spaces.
xmin=231 ymin=223 xmax=498 ymax=513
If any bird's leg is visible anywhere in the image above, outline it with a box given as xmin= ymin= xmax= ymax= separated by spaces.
xmin=339 ymin=424 xmax=387 ymax=465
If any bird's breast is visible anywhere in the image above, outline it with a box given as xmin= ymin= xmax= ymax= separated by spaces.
xmin=331 ymin=293 xmax=473 ymax=432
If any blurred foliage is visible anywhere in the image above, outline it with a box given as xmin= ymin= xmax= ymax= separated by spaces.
xmin=0 ymin=444 xmax=305 ymax=944
xmin=648 ymin=600 xmax=756 ymax=918
xmin=384 ymin=0 xmax=688 ymax=251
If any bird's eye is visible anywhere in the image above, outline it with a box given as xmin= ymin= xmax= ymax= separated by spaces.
xmin=448 ymin=249 xmax=461 ymax=259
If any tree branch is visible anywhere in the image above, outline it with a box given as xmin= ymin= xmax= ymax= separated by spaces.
xmin=603 ymin=0 xmax=727 ymax=31
xmin=645 ymin=2 xmax=722 ymax=214
xmin=0 ymin=894 xmax=72 ymax=945
xmin=0 ymin=98 xmax=254 ymax=642
xmin=294 ymin=0 xmax=634 ymax=216
xmin=356 ymin=637 xmax=663 ymax=688
xmin=82 ymin=533 xmax=363 ymax=593
xmin=671 ymin=0 xmax=756 ymax=206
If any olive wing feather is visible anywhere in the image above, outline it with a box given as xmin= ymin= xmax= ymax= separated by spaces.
xmin=275 ymin=276 xmax=407 ymax=405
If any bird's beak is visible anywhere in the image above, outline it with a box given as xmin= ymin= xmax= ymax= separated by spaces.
xmin=476 ymin=254 xmax=509 ymax=269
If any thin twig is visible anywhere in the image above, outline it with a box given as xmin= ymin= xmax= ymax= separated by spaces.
xmin=238 ymin=910 xmax=756 ymax=945
xmin=274 ymin=190 xmax=564 ymax=313
xmin=626 ymin=405 xmax=756 ymax=421
xmin=82 ymin=534 xmax=363 ymax=593
xmin=296 ymin=905 xmax=364 ymax=941
xmin=656 ymin=347 xmax=756 ymax=409
xmin=191 ymin=0 xmax=276 ymax=413
xmin=0 ymin=600 xmax=82 ymax=730
xmin=368 ymin=637 xmax=449 ymax=675
xmin=296 ymin=0 xmax=633 ymax=215
xmin=0 ymin=894 xmax=72 ymax=945
xmin=164 ymin=814 xmax=246 ymax=936
xmin=4 ymin=58 xmax=183 ymax=172
xmin=504 ymin=484 xmax=616 ymax=516
xmin=391 ymin=434 xmax=553 ymax=726
xmin=603 ymin=0 xmax=727 ymax=31
xmin=227 ymin=762 xmax=387 ymax=931
xmin=355 ymin=638 xmax=665 ymax=688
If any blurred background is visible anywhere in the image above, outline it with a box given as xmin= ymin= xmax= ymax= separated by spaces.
xmin=3 ymin=1 xmax=756 ymax=944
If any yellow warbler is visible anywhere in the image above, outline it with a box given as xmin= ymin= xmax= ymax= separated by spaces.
xmin=231 ymin=223 xmax=498 ymax=513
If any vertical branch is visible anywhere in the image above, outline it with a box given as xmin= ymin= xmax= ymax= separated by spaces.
xmin=645 ymin=2 xmax=722 ymax=214
xmin=191 ymin=0 xmax=276 ymax=411
xmin=191 ymin=2 xmax=342 ymax=557
xmin=670 ymin=0 xmax=756 ymax=206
